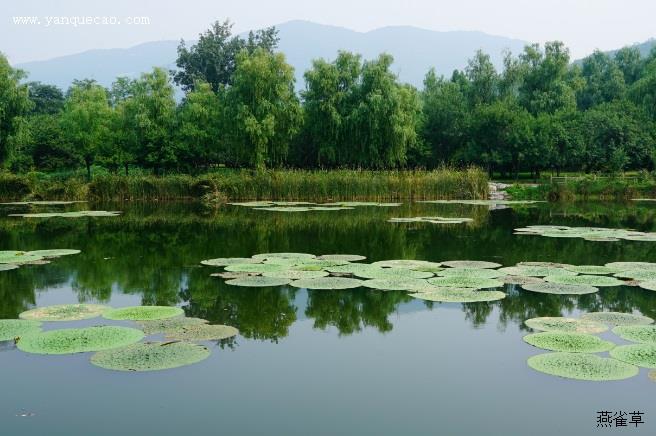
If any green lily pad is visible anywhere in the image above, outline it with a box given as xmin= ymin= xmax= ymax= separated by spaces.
xmin=500 ymin=275 xmax=545 ymax=285
xmin=0 ymin=264 xmax=19 ymax=272
xmin=361 ymin=278 xmax=436 ymax=292
xmin=638 ymin=280 xmax=656 ymax=291
xmin=520 ymin=282 xmax=598 ymax=295
xmin=163 ymin=324 xmax=239 ymax=341
xmin=527 ymin=352 xmax=639 ymax=381
xmin=90 ymin=341 xmax=210 ymax=372
xmin=427 ymin=276 xmax=503 ymax=289
xmin=17 ymin=326 xmax=144 ymax=354
xmin=441 ymin=260 xmax=502 ymax=269
xmin=371 ymin=260 xmax=442 ymax=270
xmin=295 ymin=259 xmax=350 ymax=268
xmin=498 ymin=266 xmax=576 ymax=277
xmin=210 ymin=272 xmax=257 ymax=279
xmin=0 ymin=319 xmax=42 ymax=341
xmin=523 ymin=332 xmax=615 ymax=353
xmin=544 ymin=274 xmax=625 ymax=287
xmin=289 ymin=277 xmax=364 ymax=290
xmin=228 ymin=201 xmax=274 ymax=207
xmin=581 ymin=312 xmax=654 ymax=326
xmin=525 ymin=317 xmax=608 ymax=334
xmin=252 ymin=253 xmax=316 ymax=261
xmin=563 ymin=265 xmax=621 ymax=275
xmin=437 ymin=268 xmax=503 ymax=279
xmin=605 ymin=262 xmax=656 ymax=271
xmin=517 ymin=261 xmax=573 ymax=268
xmin=224 ymin=263 xmax=286 ymax=273
xmin=318 ymin=254 xmax=366 ymax=262
xmin=103 ymin=306 xmax=184 ymax=321
xmin=353 ymin=267 xmax=434 ymax=280
xmin=200 ymin=258 xmax=260 ymax=266
xmin=20 ymin=304 xmax=110 ymax=321
xmin=412 ymin=288 xmax=505 ymax=302
xmin=612 ymin=325 xmax=656 ymax=344
xmin=137 ymin=317 xmax=209 ymax=335
xmin=225 ymin=276 xmax=291 ymax=287
xmin=614 ymin=270 xmax=656 ymax=280
xmin=0 ymin=253 xmax=44 ymax=264
xmin=609 ymin=344 xmax=656 ymax=368
xmin=325 ymin=264 xmax=382 ymax=275
xmin=262 ymin=270 xmax=328 ymax=280
xmin=25 ymin=249 xmax=80 ymax=258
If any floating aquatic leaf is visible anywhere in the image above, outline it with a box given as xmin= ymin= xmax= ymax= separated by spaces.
xmin=612 ymin=325 xmax=656 ymax=344
xmin=17 ymin=326 xmax=144 ymax=355
xmin=515 ymin=225 xmax=656 ymax=243
xmin=361 ymin=278 xmax=436 ymax=292
xmin=103 ymin=306 xmax=183 ymax=321
xmin=609 ymin=344 xmax=656 ymax=368
xmin=296 ymin=259 xmax=350 ymax=268
xmin=90 ymin=341 xmax=210 ymax=372
xmin=613 ymin=270 xmax=656 ymax=280
xmin=388 ymin=216 xmax=473 ymax=224
xmin=0 ymin=264 xmax=19 ymax=272
xmin=228 ymin=201 xmax=274 ymax=207
xmin=605 ymin=262 xmax=656 ymax=271
xmin=427 ymin=276 xmax=503 ymax=289
xmin=544 ymin=274 xmax=625 ymax=287
xmin=224 ymin=263 xmax=286 ymax=273
xmin=317 ymin=254 xmax=366 ymax=262
xmin=252 ymin=253 xmax=316 ymax=261
xmin=325 ymin=263 xmax=381 ymax=275
xmin=498 ymin=265 xmax=576 ymax=277
xmin=563 ymin=265 xmax=621 ymax=275
xmin=517 ymin=261 xmax=573 ymax=268
xmin=526 ymin=352 xmax=638 ymax=381
xmin=200 ymin=257 xmax=260 ymax=266
xmin=0 ymin=253 xmax=44 ymax=264
xmin=163 ymin=324 xmax=239 ymax=341
xmin=581 ymin=312 xmax=654 ymax=326
xmin=437 ymin=268 xmax=503 ymax=279
xmin=25 ymin=249 xmax=80 ymax=258
xmin=0 ymin=319 xmax=42 ymax=341
xmin=371 ymin=260 xmax=442 ymax=270
xmin=500 ymin=275 xmax=544 ymax=285
xmin=225 ymin=276 xmax=291 ymax=287
xmin=441 ymin=260 xmax=502 ymax=269
xmin=638 ymin=280 xmax=656 ymax=291
xmin=262 ymin=270 xmax=328 ymax=280
xmin=520 ymin=282 xmax=598 ymax=295
xmin=20 ymin=304 xmax=110 ymax=321
xmin=525 ymin=317 xmax=608 ymax=334
xmin=137 ymin=317 xmax=209 ymax=335
xmin=210 ymin=271 xmax=257 ymax=279
xmin=289 ymin=277 xmax=364 ymax=290
xmin=353 ymin=267 xmax=433 ymax=280
xmin=523 ymin=332 xmax=615 ymax=353
xmin=412 ymin=288 xmax=505 ymax=302
xmin=255 ymin=207 xmax=314 ymax=212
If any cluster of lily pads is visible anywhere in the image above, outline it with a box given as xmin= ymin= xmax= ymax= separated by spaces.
xmin=0 ymin=303 xmax=238 ymax=372
xmin=418 ymin=200 xmax=544 ymax=206
xmin=387 ymin=216 xmax=473 ymax=225
xmin=515 ymin=225 xmax=656 ymax=242
xmin=228 ymin=201 xmax=401 ymax=212
xmin=202 ymin=254 xmax=656 ymax=300
xmin=523 ymin=312 xmax=656 ymax=382
xmin=0 ymin=249 xmax=80 ymax=270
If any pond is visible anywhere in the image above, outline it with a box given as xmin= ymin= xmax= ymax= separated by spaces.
xmin=1 ymin=200 xmax=655 ymax=435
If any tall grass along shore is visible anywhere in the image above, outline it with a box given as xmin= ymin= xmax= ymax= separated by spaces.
xmin=0 ymin=168 xmax=489 ymax=202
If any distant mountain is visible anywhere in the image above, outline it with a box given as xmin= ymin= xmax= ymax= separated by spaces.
xmin=574 ymin=38 xmax=656 ymax=63
xmin=16 ymin=20 xmax=528 ymax=91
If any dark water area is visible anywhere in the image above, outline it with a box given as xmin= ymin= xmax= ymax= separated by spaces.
xmin=1 ymin=200 xmax=655 ymax=435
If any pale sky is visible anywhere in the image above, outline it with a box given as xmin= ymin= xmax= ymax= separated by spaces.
xmin=2 ymin=0 xmax=655 ymax=64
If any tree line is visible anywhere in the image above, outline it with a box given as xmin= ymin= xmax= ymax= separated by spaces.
xmin=1 ymin=20 xmax=655 ymax=178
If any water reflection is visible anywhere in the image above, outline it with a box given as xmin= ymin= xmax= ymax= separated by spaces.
xmin=0 ymin=200 xmax=655 ymax=341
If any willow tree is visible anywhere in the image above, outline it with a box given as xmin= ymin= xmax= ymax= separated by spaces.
xmin=0 ymin=53 xmax=31 ymax=165
xmin=223 ymin=48 xmax=301 ymax=169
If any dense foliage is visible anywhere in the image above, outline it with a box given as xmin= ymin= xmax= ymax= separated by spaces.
xmin=1 ymin=21 xmax=656 ymax=176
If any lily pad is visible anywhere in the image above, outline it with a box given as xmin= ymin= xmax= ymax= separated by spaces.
xmin=25 ymin=249 xmax=80 ymax=258
xmin=17 ymin=326 xmax=144 ymax=354
xmin=605 ymin=262 xmax=656 ymax=271
xmin=614 ymin=270 xmax=656 ymax=280
xmin=103 ymin=306 xmax=184 ymax=321
xmin=500 ymin=275 xmax=545 ymax=285
xmin=523 ymin=332 xmax=615 ymax=353
xmin=90 ymin=341 xmax=211 ymax=372
xmin=498 ymin=266 xmax=576 ymax=277
xmin=526 ymin=352 xmax=639 ymax=381
xmin=318 ymin=254 xmax=366 ymax=262
xmin=200 ymin=258 xmax=260 ymax=266
xmin=563 ymin=265 xmax=621 ymax=275
xmin=252 ymin=253 xmax=316 ymax=261
xmin=544 ymin=274 xmax=625 ymax=287
xmin=225 ymin=276 xmax=291 ymax=287
xmin=210 ymin=272 xmax=257 ymax=279
xmin=638 ymin=280 xmax=656 ymax=291
xmin=289 ymin=277 xmax=364 ymax=290
xmin=353 ymin=267 xmax=434 ymax=280
xmin=0 ymin=253 xmax=44 ymax=264
xmin=609 ymin=344 xmax=656 ymax=368
xmin=137 ymin=317 xmax=209 ymax=335
xmin=437 ymin=268 xmax=503 ymax=279
xmin=262 ymin=270 xmax=328 ymax=280
xmin=612 ymin=325 xmax=656 ymax=344
xmin=525 ymin=317 xmax=608 ymax=334
xmin=427 ymin=276 xmax=503 ymax=289
xmin=224 ymin=263 xmax=286 ymax=273
xmin=20 ymin=304 xmax=110 ymax=321
xmin=228 ymin=201 xmax=274 ymax=207
xmin=581 ymin=312 xmax=654 ymax=326
xmin=521 ymin=282 xmax=598 ymax=295
xmin=163 ymin=324 xmax=239 ymax=341
xmin=361 ymin=278 xmax=436 ymax=292
xmin=441 ymin=260 xmax=502 ymax=269
xmin=0 ymin=319 xmax=42 ymax=341
xmin=412 ymin=288 xmax=505 ymax=302
xmin=371 ymin=260 xmax=442 ymax=270
xmin=0 ymin=264 xmax=19 ymax=272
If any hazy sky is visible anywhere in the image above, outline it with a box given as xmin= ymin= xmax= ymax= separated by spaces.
xmin=2 ymin=0 xmax=655 ymax=64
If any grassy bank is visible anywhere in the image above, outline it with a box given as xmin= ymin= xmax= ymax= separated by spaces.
xmin=0 ymin=168 xmax=488 ymax=202
xmin=507 ymin=176 xmax=656 ymax=201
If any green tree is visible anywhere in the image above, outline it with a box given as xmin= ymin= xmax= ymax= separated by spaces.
xmin=578 ymin=50 xmax=626 ymax=109
xmin=464 ymin=50 xmax=498 ymax=106
xmin=59 ymin=82 xmax=111 ymax=178
xmin=0 ymin=53 xmax=31 ymax=165
xmin=614 ymin=47 xmax=643 ymax=85
xmin=173 ymin=20 xmax=279 ymax=93
xmin=223 ymin=48 xmax=301 ymax=169
xmin=27 ymin=82 xmax=64 ymax=115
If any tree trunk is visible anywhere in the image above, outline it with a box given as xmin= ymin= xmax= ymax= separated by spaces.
xmin=86 ymin=159 xmax=92 ymax=181
xmin=124 ymin=163 xmax=129 ymax=176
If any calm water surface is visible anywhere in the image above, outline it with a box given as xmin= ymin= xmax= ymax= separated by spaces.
xmin=1 ymin=201 xmax=655 ymax=435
